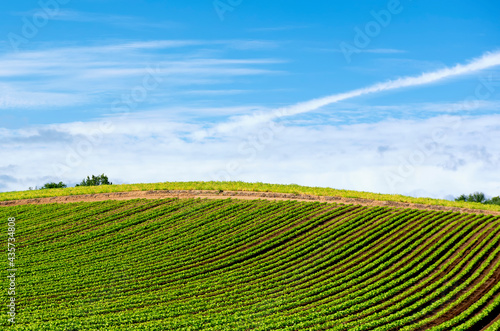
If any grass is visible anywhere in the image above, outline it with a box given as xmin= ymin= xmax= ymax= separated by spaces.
xmin=0 ymin=181 xmax=499 ymax=212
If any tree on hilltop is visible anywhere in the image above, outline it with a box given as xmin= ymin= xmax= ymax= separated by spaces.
xmin=455 ymin=191 xmax=499 ymax=205
xmin=486 ymin=196 xmax=500 ymax=205
xmin=76 ymin=174 xmax=112 ymax=187
xmin=40 ymin=182 xmax=67 ymax=189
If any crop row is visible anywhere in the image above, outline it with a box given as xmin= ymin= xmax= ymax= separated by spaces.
xmin=2 ymin=199 xmax=499 ymax=330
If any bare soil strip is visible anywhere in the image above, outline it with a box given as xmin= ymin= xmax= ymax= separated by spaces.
xmin=1 ymin=190 xmax=499 ymax=216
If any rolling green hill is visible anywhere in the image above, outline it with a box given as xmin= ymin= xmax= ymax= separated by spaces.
xmin=2 ymin=198 xmax=500 ymax=330
xmin=1 ymin=181 xmax=499 ymax=213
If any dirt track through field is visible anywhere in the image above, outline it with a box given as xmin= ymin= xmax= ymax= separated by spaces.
xmin=1 ymin=190 xmax=499 ymax=216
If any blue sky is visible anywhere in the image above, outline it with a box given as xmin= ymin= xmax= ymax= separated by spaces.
xmin=0 ymin=0 xmax=499 ymax=199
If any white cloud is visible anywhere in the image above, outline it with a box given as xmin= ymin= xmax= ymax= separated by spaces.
xmin=0 ymin=111 xmax=499 ymax=199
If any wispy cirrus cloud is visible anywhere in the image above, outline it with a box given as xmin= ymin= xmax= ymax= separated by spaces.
xmin=0 ymin=40 xmax=284 ymax=110
xmin=0 ymin=89 xmax=86 ymax=109
xmin=287 ymin=98 xmax=500 ymax=127
xmin=0 ymin=40 xmax=283 ymax=76
xmin=13 ymin=9 xmax=180 ymax=29
xmin=321 ymin=99 xmax=500 ymax=116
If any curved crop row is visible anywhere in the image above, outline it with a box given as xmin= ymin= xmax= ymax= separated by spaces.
xmin=1 ymin=198 xmax=499 ymax=330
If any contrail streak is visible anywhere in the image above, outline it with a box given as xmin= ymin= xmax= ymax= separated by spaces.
xmin=213 ymin=50 xmax=500 ymax=133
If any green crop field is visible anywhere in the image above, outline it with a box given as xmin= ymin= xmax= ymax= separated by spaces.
xmin=2 ymin=198 xmax=500 ymax=330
